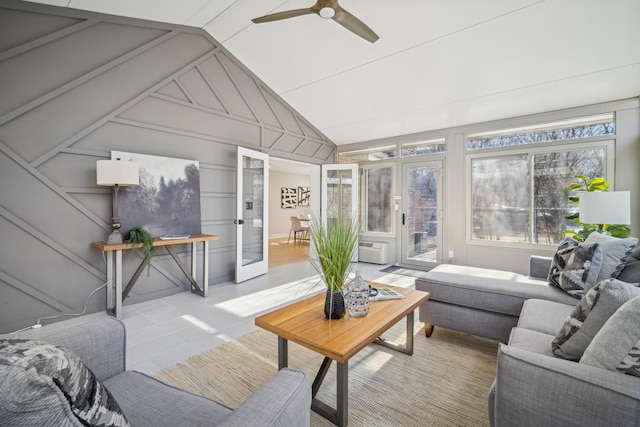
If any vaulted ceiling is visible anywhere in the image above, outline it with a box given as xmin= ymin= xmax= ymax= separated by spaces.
xmin=22 ymin=0 xmax=640 ymax=145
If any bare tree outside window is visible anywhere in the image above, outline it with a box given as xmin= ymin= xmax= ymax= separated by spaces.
xmin=472 ymin=148 xmax=606 ymax=244
xmin=472 ymin=156 xmax=529 ymax=242
xmin=469 ymin=113 xmax=612 ymax=245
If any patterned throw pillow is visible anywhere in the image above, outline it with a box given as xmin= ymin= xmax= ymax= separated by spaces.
xmin=0 ymin=339 xmax=129 ymax=427
xmin=617 ymin=246 xmax=640 ymax=283
xmin=580 ymin=296 xmax=640 ymax=377
xmin=548 ymin=238 xmax=603 ymax=298
xmin=552 ymin=279 xmax=640 ymax=361
xmin=584 ymin=232 xmax=638 ymax=283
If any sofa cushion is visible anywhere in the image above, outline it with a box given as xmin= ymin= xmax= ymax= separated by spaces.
xmin=552 ymin=279 xmax=640 ymax=361
xmin=103 ymin=371 xmax=232 ymax=426
xmin=617 ymin=246 xmax=640 ymax=283
xmin=517 ymin=299 xmax=575 ymax=336
xmin=584 ymin=232 xmax=638 ymax=283
xmin=548 ymin=238 xmax=603 ymax=298
xmin=508 ymin=327 xmax=555 ymax=357
xmin=416 ymin=264 xmax=576 ymax=317
xmin=0 ymin=339 xmax=129 ymax=427
xmin=580 ymin=296 xmax=640 ymax=377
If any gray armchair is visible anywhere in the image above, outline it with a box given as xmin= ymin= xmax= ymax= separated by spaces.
xmin=3 ymin=317 xmax=311 ymax=426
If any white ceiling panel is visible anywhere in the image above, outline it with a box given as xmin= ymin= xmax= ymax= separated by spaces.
xmin=20 ymin=0 xmax=640 ymax=145
xmin=318 ymin=64 xmax=640 ymax=143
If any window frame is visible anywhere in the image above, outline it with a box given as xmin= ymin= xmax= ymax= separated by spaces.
xmin=465 ymin=139 xmax=615 ymax=249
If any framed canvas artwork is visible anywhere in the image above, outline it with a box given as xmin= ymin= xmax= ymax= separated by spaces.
xmin=281 ymin=187 xmax=297 ymax=209
xmin=112 ymin=151 xmax=202 ymax=237
xmin=298 ymin=187 xmax=310 ymax=206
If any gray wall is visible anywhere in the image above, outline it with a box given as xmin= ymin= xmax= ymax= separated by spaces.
xmin=0 ymin=1 xmax=336 ymax=334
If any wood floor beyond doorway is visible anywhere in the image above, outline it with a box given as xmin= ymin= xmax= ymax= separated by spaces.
xmin=268 ymin=238 xmax=309 ymax=268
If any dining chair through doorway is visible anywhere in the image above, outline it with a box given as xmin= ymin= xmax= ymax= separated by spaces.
xmin=288 ymin=216 xmax=309 ymax=243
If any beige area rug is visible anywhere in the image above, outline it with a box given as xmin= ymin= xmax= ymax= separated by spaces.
xmin=155 ymin=322 xmax=499 ymax=427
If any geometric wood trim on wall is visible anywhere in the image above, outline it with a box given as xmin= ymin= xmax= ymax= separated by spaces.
xmin=0 ymin=1 xmax=336 ymax=333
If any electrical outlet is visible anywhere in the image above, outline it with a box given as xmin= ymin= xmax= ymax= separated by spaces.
xmin=448 ymin=250 xmax=454 ymax=258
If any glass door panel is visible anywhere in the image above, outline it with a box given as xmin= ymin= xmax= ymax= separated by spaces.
xmin=402 ymin=161 xmax=442 ymax=268
xmin=321 ymin=164 xmax=359 ymax=259
xmin=235 ymin=147 xmax=269 ymax=283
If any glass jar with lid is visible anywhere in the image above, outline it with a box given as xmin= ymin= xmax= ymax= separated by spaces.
xmin=344 ymin=270 xmax=370 ymax=317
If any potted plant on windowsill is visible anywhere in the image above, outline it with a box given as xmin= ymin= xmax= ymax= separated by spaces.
xmin=309 ymin=213 xmax=359 ymax=319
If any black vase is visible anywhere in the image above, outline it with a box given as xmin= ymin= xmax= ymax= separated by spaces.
xmin=324 ymin=290 xmax=346 ymax=319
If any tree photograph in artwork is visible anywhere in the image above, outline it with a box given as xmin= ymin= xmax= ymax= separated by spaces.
xmin=114 ymin=151 xmax=202 ymax=237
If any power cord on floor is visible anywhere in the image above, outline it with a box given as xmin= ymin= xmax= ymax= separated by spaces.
xmin=1 ymin=281 xmax=110 ymax=338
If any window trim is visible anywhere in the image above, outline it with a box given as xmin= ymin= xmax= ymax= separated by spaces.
xmin=465 ymin=139 xmax=615 ymax=249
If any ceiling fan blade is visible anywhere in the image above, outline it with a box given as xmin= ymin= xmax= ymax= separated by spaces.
xmin=333 ymin=7 xmax=379 ymax=43
xmin=252 ymin=8 xmax=315 ymax=24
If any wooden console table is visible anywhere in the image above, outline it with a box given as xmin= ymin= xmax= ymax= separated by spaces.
xmin=91 ymin=234 xmax=218 ymax=319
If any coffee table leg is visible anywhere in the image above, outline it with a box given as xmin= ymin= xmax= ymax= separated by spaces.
xmin=311 ymin=359 xmax=349 ymax=427
xmin=278 ymin=337 xmax=288 ymax=370
xmin=373 ymin=310 xmax=415 ymax=355
xmin=337 ymin=361 xmax=348 ymax=427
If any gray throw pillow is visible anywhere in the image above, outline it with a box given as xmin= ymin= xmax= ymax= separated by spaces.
xmin=551 ymin=279 xmax=640 ymax=361
xmin=617 ymin=246 xmax=640 ymax=283
xmin=580 ymin=296 xmax=640 ymax=377
xmin=584 ymin=232 xmax=638 ymax=283
xmin=0 ymin=339 xmax=129 ymax=427
xmin=548 ymin=238 xmax=603 ymax=298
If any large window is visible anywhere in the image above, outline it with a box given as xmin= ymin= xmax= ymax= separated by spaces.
xmin=360 ymin=165 xmax=394 ymax=234
xmin=468 ymin=113 xmax=614 ymax=246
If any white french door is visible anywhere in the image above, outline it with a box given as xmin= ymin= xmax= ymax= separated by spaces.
xmin=235 ymin=147 xmax=269 ymax=283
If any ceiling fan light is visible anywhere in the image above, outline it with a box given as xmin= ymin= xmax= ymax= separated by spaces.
xmin=319 ymin=7 xmax=336 ymax=19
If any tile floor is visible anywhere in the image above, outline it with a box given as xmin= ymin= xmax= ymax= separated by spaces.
xmin=10 ymin=261 xmax=415 ymax=376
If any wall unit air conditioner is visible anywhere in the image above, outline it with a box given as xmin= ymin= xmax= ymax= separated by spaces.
xmin=358 ymin=242 xmax=389 ymax=264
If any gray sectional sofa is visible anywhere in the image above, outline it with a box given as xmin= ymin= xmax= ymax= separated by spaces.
xmin=0 ymin=317 xmax=312 ymax=426
xmin=416 ymin=233 xmax=640 ymax=426
xmin=416 ymin=256 xmax=577 ymax=342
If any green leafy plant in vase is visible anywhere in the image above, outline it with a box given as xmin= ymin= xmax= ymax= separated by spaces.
xmin=128 ymin=226 xmax=154 ymax=274
xmin=564 ymin=175 xmax=631 ymax=241
xmin=309 ymin=213 xmax=359 ymax=319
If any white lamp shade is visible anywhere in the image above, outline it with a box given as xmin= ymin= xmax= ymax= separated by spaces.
xmin=579 ymin=191 xmax=631 ymax=225
xmin=96 ymin=159 xmax=140 ymax=186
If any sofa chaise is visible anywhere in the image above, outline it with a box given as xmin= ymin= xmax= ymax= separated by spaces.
xmin=0 ymin=317 xmax=312 ymax=426
xmin=415 ymin=232 xmax=640 ymax=426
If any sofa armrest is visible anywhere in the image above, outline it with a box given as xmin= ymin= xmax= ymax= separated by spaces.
xmin=529 ymin=256 xmax=552 ymax=280
xmin=219 ymin=368 xmax=311 ymax=427
xmin=24 ymin=317 xmax=126 ymax=381
xmin=494 ymin=344 xmax=640 ymax=427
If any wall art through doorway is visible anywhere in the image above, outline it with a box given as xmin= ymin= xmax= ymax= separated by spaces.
xmin=281 ymin=187 xmax=297 ymax=208
xmin=298 ymin=187 xmax=310 ymax=206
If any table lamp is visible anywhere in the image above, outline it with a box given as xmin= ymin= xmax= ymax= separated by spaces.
xmin=579 ymin=190 xmax=631 ymax=233
xmin=97 ymin=158 xmax=140 ymax=244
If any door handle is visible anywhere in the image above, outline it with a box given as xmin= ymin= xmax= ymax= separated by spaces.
xmin=402 ymin=213 xmax=405 ymax=225
xmin=234 ymin=219 xmax=245 ymax=225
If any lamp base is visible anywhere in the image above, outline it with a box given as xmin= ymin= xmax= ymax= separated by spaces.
xmin=107 ymin=230 xmax=124 ymax=245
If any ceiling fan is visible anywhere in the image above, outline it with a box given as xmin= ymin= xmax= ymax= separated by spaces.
xmin=251 ymin=0 xmax=379 ymax=43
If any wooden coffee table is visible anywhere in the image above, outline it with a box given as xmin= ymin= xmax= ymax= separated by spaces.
xmin=255 ymin=283 xmax=429 ymax=426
